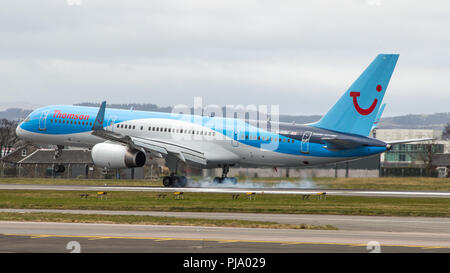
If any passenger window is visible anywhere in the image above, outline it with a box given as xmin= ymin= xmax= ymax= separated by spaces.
xmin=140 ymin=126 xmax=143 ymax=130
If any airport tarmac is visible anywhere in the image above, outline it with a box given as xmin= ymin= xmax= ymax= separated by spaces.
xmin=1 ymin=183 xmax=450 ymax=198
xmin=1 ymin=183 xmax=449 ymax=252
xmin=1 ymin=208 xmax=449 ymax=233
xmin=0 ymin=221 xmax=449 ymax=253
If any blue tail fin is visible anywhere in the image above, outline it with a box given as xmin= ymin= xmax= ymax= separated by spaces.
xmin=310 ymin=54 xmax=399 ymax=136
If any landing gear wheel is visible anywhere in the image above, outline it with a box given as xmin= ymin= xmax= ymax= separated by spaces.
xmin=163 ymin=176 xmax=172 ymax=187
xmin=163 ymin=175 xmax=188 ymax=187
xmin=226 ymin=177 xmax=238 ymax=184
xmin=178 ymin=176 xmax=187 ymax=187
xmin=213 ymin=177 xmax=238 ymax=184
xmin=171 ymin=176 xmax=181 ymax=187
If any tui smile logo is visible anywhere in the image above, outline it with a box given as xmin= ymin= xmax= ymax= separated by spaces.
xmin=350 ymin=85 xmax=382 ymax=116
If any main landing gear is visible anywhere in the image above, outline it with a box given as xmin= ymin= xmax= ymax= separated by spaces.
xmin=213 ymin=165 xmax=237 ymax=184
xmin=163 ymin=174 xmax=188 ymax=188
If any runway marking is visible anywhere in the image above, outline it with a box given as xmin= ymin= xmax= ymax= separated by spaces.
xmin=153 ymin=238 xmax=175 ymax=242
xmin=421 ymin=246 xmax=443 ymax=249
xmin=30 ymin=235 xmax=51 ymax=239
xmin=3 ymin=233 xmax=448 ymax=250
xmin=87 ymin=237 xmax=110 ymax=240
xmin=217 ymin=240 xmax=239 ymax=243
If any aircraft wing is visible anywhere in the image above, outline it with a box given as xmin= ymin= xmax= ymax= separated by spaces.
xmin=90 ymin=102 xmax=207 ymax=166
xmin=92 ymin=129 xmax=207 ymax=166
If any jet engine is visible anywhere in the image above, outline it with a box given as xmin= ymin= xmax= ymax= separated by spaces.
xmin=91 ymin=143 xmax=146 ymax=169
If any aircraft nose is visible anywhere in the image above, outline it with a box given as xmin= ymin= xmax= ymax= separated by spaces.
xmin=15 ymin=123 xmax=24 ymax=138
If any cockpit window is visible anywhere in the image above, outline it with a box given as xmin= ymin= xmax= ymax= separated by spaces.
xmin=23 ymin=115 xmax=31 ymax=123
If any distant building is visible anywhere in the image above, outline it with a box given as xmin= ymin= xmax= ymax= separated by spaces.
xmin=374 ymin=129 xmax=450 ymax=177
xmin=432 ymin=153 xmax=450 ymax=178
xmin=1 ymin=147 xmax=164 ymax=180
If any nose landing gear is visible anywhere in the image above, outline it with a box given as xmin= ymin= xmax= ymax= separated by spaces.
xmin=213 ymin=165 xmax=237 ymax=184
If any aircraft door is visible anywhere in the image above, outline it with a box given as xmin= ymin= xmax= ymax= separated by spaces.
xmin=39 ymin=110 xmax=49 ymax=131
xmin=231 ymin=131 xmax=239 ymax=147
xmin=231 ymin=119 xmax=240 ymax=147
xmin=300 ymin=131 xmax=312 ymax=154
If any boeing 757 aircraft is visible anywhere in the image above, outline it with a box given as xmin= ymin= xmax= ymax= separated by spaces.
xmin=16 ymin=54 xmax=432 ymax=187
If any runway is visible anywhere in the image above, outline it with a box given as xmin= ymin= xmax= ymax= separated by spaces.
xmin=0 ymin=221 xmax=449 ymax=253
xmin=1 ymin=208 xmax=449 ymax=233
xmin=1 ymin=183 xmax=449 ymax=252
xmin=1 ymin=183 xmax=449 ymax=198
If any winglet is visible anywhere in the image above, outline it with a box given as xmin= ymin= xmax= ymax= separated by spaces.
xmin=92 ymin=101 xmax=106 ymax=131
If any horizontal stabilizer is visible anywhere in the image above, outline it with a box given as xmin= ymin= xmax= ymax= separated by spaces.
xmin=321 ymin=137 xmax=363 ymax=151
xmin=386 ymin=138 xmax=434 ymax=145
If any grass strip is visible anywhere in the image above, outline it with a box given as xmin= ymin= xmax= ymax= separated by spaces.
xmin=0 ymin=212 xmax=336 ymax=230
xmin=0 ymin=190 xmax=449 ymax=217
xmin=1 ymin=177 xmax=449 ymax=191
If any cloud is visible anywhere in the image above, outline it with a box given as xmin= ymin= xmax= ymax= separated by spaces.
xmin=0 ymin=0 xmax=449 ymax=115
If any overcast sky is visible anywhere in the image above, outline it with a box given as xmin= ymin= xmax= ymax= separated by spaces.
xmin=1 ymin=0 xmax=449 ymax=116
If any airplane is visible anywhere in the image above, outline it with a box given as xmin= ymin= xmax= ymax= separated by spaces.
xmin=15 ymin=54 xmax=433 ymax=187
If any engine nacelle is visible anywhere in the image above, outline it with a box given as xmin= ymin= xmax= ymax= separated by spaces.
xmin=91 ymin=143 xmax=146 ymax=169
